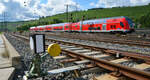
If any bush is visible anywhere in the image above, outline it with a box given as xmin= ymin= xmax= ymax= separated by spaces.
xmin=139 ymin=12 xmax=150 ymax=28
xmin=17 ymin=18 xmax=63 ymax=31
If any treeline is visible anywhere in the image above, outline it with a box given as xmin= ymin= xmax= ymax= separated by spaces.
xmin=17 ymin=18 xmax=63 ymax=31
xmin=139 ymin=12 xmax=150 ymax=28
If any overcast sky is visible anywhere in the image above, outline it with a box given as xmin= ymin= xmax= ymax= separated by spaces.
xmin=0 ymin=0 xmax=150 ymax=21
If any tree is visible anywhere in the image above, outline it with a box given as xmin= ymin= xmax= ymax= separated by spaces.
xmin=139 ymin=12 xmax=150 ymax=28
xmin=53 ymin=18 xmax=63 ymax=23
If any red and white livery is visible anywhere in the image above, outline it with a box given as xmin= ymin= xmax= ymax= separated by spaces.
xmin=30 ymin=16 xmax=134 ymax=33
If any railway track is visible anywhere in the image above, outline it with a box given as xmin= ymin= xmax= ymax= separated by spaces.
xmin=29 ymin=32 xmax=150 ymax=48
xmin=8 ymin=33 xmax=150 ymax=80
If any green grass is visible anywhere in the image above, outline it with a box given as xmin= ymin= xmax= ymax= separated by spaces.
xmin=0 ymin=21 xmax=27 ymax=31
xmin=41 ymin=5 xmax=150 ymax=22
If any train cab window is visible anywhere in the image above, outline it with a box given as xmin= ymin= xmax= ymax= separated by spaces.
xmin=120 ymin=22 xmax=124 ymax=27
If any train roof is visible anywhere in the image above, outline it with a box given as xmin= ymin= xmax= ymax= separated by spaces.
xmin=82 ymin=16 xmax=126 ymax=24
xmin=29 ymin=16 xmax=130 ymax=29
xmin=37 ymin=25 xmax=45 ymax=28
xmin=30 ymin=27 xmax=35 ymax=29
xmin=50 ymin=22 xmax=69 ymax=27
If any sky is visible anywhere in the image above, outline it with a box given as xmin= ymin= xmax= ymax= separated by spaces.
xmin=0 ymin=0 xmax=150 ymax=22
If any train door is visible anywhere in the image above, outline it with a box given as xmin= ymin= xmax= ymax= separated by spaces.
xmin=80 ymin=21 xmax=83 ymax=32
xmin=102 ymin=24 xmax=106 ymax=30
xmin=69 ymin=23 xmax=73 ymax=32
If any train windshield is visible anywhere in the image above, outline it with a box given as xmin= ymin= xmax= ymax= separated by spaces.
xmin=126 ymin=17 xmax=133 ymax=28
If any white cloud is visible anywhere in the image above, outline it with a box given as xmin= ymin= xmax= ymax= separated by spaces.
xmin=1 ymin=0 xmax=149 ymax=21
xmin=43 ymin=0 xmax=77 ymax=15
xmin=130 ymin=0 xmax=150 ymax=6
xmin=90 ymin=2 xmax=95 ymax=6
xmin=0 ymin=3 xmax=5 ymax=14
xmin=0 ymin=0 xmax=79 ymax=21
xmin=90 ymin=0 xmax=150 ymax=8
xmin=4 ymin=0 xmax=9 ymax=3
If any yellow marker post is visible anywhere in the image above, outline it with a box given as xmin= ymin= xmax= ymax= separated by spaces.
xmin=47 ymin=43 xmax=61 ymax=57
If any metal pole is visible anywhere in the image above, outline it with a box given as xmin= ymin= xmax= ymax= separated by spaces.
xmin=65 ymin=4 xmax=69 ymax=22
xmin=3 ymin=12 xmax=6 ymax=31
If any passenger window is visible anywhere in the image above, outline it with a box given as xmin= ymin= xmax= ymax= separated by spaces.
xmin=91 ymin=27 xmax=94 ymax=30
xmin=88 ymin=27 xmax=92 ymax=30
xmin=75 ymin=25 xmax=78 ymax=27
xmin=66 ymin=26 xmax=69 ymax=28
xmin=114 ymin=25 xmax=116 ymax=28
xmin=97 ymin=27 xmax=100 ymax=30
xmin=90 ymin=24 xmax=94 ymax=27
xmin=111 ymin=25 xmax=113 ymax=28
xmin=110 ymin=25 xmax=116 ymax=29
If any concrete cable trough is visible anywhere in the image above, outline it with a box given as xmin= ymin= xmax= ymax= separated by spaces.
xmin=0 ymin=34 xmax=21 ymax=80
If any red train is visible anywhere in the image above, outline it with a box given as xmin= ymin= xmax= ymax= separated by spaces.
xmin=30 ymin=16 xmax=134 ymax=33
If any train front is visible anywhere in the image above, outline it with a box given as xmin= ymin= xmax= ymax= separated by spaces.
xmin=125 ymin=17 xmax=135 ymax=33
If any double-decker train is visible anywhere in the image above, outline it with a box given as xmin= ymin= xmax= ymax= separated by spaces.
xmin=30 ymin=16 xmax=134 ymax=33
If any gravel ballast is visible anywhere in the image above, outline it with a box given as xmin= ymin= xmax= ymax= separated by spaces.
xmin=4 ymin=33 xmax=91 ymax=80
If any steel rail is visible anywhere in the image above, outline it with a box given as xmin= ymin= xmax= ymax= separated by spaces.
xmin=45 ymin=38 xmax=150 ymax=62
xmin=62 ymin=49 xmax=150 ymax=80
xmin=41 ymin=32 xmax=150 ymax=47
xmin=12 ymin=34 xmax=150 ymax=62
